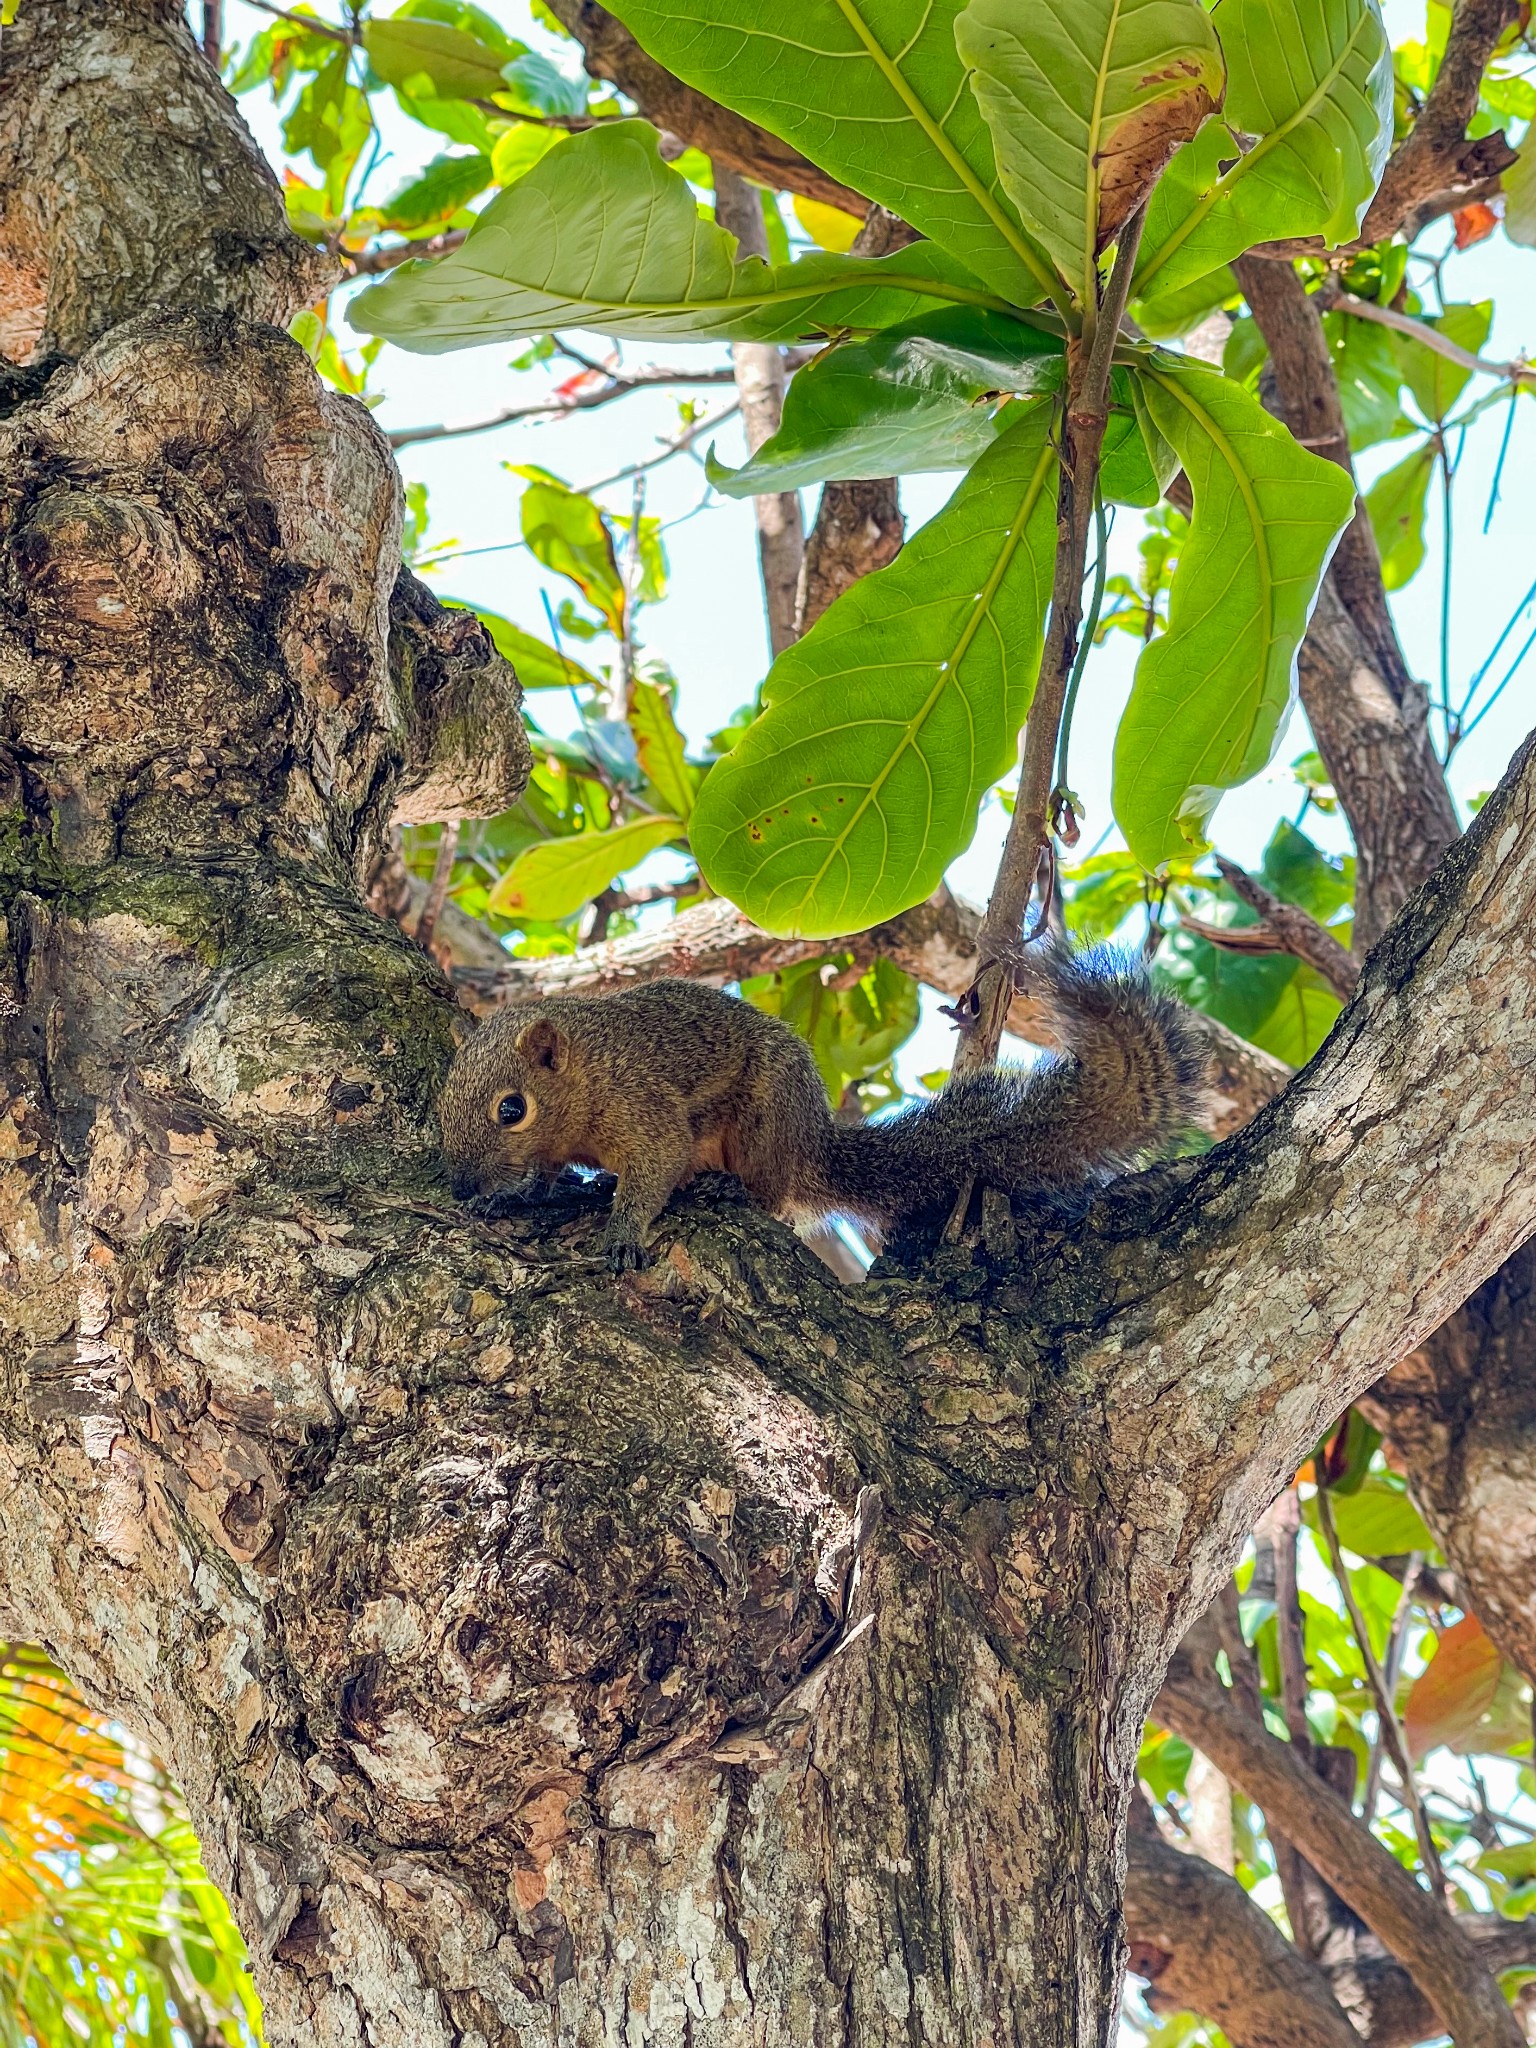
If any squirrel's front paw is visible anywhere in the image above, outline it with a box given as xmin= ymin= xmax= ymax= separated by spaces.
xmin=606 ymin=1238 xmax=648 ymax=1273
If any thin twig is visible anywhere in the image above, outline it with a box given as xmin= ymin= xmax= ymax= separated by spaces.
xmin=951 ymin=206 xmax=1148 ymax=1081
xmin=1207 ymin=858 xmax=1358 ymax=1000
xmin=1364 ymin=1553 xmax=1424 ymax=1824
xmin=578 ymin=402 xmax=741 ymax=495
xmin=202 ymin=0 xmax=223 ymax=66
xmin=1321 ymin=284 xmax=1536 ymax=388
xmin=415 ymin=820 xmax=460 ymax=956
xmin=1316 ymin=1488 xmax=1447 ymax=1896
xmin=388 ymin=364 xmax=741 ymax=450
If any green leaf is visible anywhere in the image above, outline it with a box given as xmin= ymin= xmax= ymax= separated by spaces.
xmin=1258 ymin=817 xmax=1353 ymax=922
xmin=348 ymin=122 xmax=1008 ymax=350
xmin=1111 ymin=359 xmax=1357 ymax=868
xmin=629 ymin=680 xmax=699 ymax=822
xmin=379 ymin=151 xmax=494 ymax=230
xmin=1365 ymin=440 xmax=1435 ymax=590
xmin=954 ymin=0 xmax=1223 ymax=302
xmin=690 ymin=402 xmax=1059 ymax=937
xmin=1503 ymin=141 xmax=1536 ymax=247
xmin=602 ymin=0 xmax=1060 ymax=305
xmin=1247 ymin=966 xmax=1340 ymax=1064
xmin=1392 ymin=300 xmax=1492 ymax=423
xmin=487 ymin=815 xmax=685 ymax=920
xmin=1323 ymin=309 xmax=1411 ymax=449
xmin=499 ymin=49 xmax=588 ymax=117
xmin=447 ymin=604 xmax=603 ymax=691
xmin=490 ymin=122 xmax=566 ymax=186
xmin=364 ymin=13 xmax=514 ymax=99
xmin=394 ymin=86 xmax=498 ymax=150
xmin=740 ymin=956 xmax=921 ymax=1101
xmin=512 ymin=468 xmax=626 ymax=636
xmin=1134 ymin=0 xmax=1394 ymax=300
xmin=708 ymin=309 xmax=1064 ymax=497
xmin=1302 ymin=1476 xmax=1435 ymax=1557
xmin=1132 ymin=263 xmax=1239 ymax=342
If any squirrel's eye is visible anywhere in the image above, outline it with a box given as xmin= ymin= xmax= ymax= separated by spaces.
xmin=496 ymin=1092 xmax=528 ymax=1128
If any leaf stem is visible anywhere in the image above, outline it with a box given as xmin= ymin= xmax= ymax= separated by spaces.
xmin=1315 ymin=1487 xmax=1446 ymax=1896
xmin=951 ymin=209 xmax=1146 ymax=1079
xmin=1055 ymin=490 xmax=1108 ymax=800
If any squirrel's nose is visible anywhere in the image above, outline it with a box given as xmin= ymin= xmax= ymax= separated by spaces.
xmin=449 ymin=1168 xmax=479 ymax=1203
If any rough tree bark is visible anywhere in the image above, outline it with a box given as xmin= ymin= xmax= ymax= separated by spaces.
xmin=2 ymin=8 xmax=1536 ymax=2048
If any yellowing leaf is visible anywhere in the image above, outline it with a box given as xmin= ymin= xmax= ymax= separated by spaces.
xmin=629 ymin=680 xmax=698 ymax=822
xmin=793 ymin=195 xmax=864 ymax=253
xmin=487 ymin=815 xmax=684 ymax=920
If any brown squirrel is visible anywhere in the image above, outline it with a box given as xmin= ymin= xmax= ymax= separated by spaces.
xmin=438 ymin=941 xmax=1209 ymax=1270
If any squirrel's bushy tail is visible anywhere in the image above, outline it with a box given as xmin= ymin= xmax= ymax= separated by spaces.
xmin=812 ymin=944 xmax=1210 ymax=1232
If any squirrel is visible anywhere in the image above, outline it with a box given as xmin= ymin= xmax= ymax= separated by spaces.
xmin=437 ymin=941 xmax=1210 ymax=1271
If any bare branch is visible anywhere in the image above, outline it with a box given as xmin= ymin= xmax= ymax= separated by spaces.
xmin=1125 ymin=1820 xmax=1361 ymax=2048
xmin=952 ymin=207 xmax=1149 ymax=1078
xmin=1316 ymin=1485 xmax=1446 ymax=1893
xmin=1197 ymin=858 xmax=1359 ymax=1001
xmin=345 ymin=228 xmax=470 ymax=278
xmin=713 ymin=165 xmax=804 ymax=658
xmin=1320 ymin=282 xmax=1536 ymax=388
xmin=202 ymin=0 xmax=222 ymax=67
xmin=1157 ymin=1660 xmax=1526 ymax=2048
xmin=387 ymin=363 xmax=741 ymax=450
xmin=414 ymin=820 xmax=460 ymax=959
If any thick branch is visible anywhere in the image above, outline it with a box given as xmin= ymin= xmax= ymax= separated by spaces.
xmin=1125 ymin=1824 xmax=1360 ymax=2048
xmin=1156 ymin=1665 xmax=1524 ymax=2048
xmin=540 ymin=0 xmax=868 ymax=216
xmin=1093 ymin=728 xmax=1536 ymax=1604
xmin=1233 ymin=258 xmax=1460 ymax=946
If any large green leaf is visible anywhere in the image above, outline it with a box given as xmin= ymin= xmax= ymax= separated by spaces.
xmin=349 ymin=121 xmax=1006 ymax=349
xmin=1393 ymin=300 xmax=1492 ymax=423
xmin=602 ymin=0 xmax=1060 ymax=306
xmin=1134 ymin=0 xmax=1393 ymax=301
xmin=628 ymin=680 xmax=699 ymax=823
xmin=955 ymin=0 xmax=1223 ymax=303
xmin=363 ymin=12 xmax=519 ymax=99
xmin=1301 ymin=1477 xmax=1435 ymax=1558
xmin=691 ymin=403 xmax=1059 ymax=937
xmin=487 ymin=815 xmax=685 ymax=921
xmin=708 ymin=310 xmax=1064 ymax=497
xmin=1112 ymin=360 xmax=1357 ymax=868
xmin=1365 ymin=440 xmax=1435 ymax=590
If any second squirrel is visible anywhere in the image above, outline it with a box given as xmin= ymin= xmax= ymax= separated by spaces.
xmin=438 ymin=942 xmax=1210 ymax=1270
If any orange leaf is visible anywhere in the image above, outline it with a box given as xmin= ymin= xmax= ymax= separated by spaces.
xmin=1403 ymin=1615 xmax=1503 ymax=1757
xmin=1454 ymin=203 xmax=1498 ymax=250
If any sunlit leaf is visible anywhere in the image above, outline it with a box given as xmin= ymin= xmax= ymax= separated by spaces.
xmin=1112 ymin=359 xmax=1357 ymax=868
xmin=1365 ymin=440 xmax=1435 ymax=590
xmin=1302 ymin=1476 xmax=1435 ymax=1557
xmin=364 ymin=10 xmax=518 ymax=100
xmin=487 ymin=815 xmax=685 ymax=920
xmin=740 ymin=956 xmax=921 ymax=1101
xmin=512 ymin=467 xmax=626 ymax=636
xmin=1134 ymin=0 xmax=1393 ymax=301
xmin=349 ymin=121 xmax=1008 ymax=350
xmin=629 ymin=680 xmax=698 ymax=822
xmin=690 ymin=401 xmax=1059 ymax=937
xmin=707 ymin=309 xmax=1063 ymax=497
xmin=793 ymin=196 xmax=864 ymax=252
xmin=1405 ymin=1615 xmax=1520 ymax=1758
xmin=378 ymin=150 xmax=494 ymax=230
xmin=956 ymin=0 xmax=1224 ymax=299
xmin=603 ymin=0 xmax=1059 ymax=304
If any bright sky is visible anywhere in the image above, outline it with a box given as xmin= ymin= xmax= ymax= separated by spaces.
xmin=220 ymin=0 xmax=1535 ymax=1089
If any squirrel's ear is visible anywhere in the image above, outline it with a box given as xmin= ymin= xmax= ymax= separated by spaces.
xmin=517 ymin=1017 xmax=569 ymax=1073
